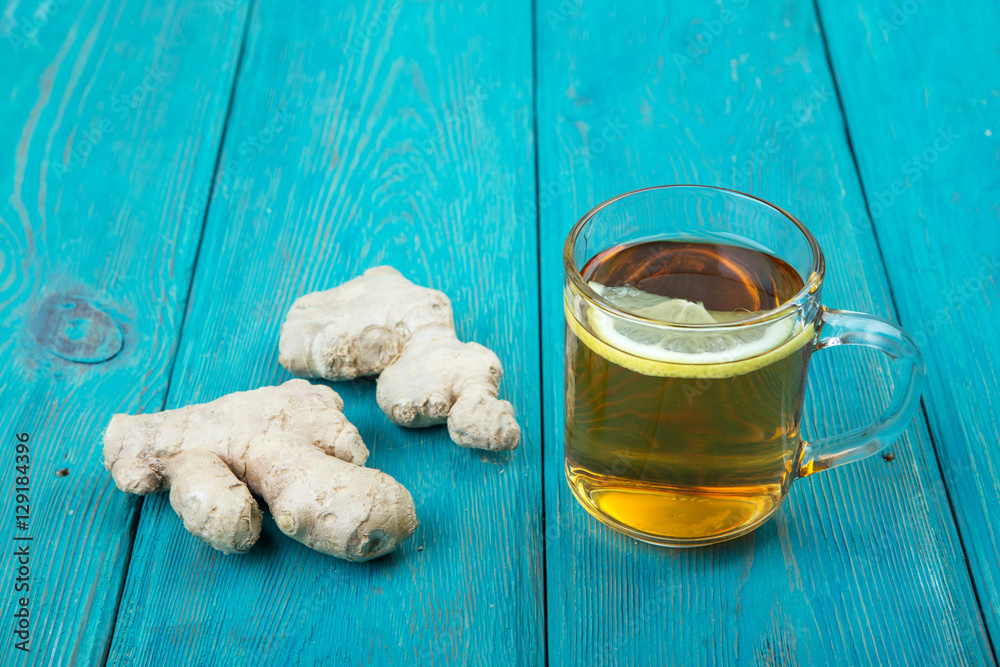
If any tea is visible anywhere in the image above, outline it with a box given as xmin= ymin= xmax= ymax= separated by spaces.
xmin=564 ymin=240 xmax=814 ymax=544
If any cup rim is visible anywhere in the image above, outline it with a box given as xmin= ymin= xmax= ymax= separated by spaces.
xmin=563 ymin=184 xmax=827 ymax=329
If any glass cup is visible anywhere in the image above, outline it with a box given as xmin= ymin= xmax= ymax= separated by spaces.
xmin=563 ymin=185 xmax=924 ymax=547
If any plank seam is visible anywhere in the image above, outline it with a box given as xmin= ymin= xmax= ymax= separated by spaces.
xmin=531 ymin=0 xmax=550 ymax=663
xmin=99 ymin=2 xmax=258 ymax=663
xmin=98 ymin=497 xmax=143 ymax=667
xmin=811 ymin=1 xmax=998 ymax=660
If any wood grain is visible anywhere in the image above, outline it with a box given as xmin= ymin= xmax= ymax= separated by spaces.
xmin=535 ymin=0 xmax=994 ymax=664
xmin=0 ymin=0 xmax=250 ymax=663
xmin=105 ymin=0 xmax=543 ymax=664
xmin=816 ymin=0 xmax=1000 ymax=645
xmin=7 ymin=0 xmax=997 ymax=663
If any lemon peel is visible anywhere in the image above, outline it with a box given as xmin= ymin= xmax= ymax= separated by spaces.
xmin=565 ymin=296 xmax=814 ymax=379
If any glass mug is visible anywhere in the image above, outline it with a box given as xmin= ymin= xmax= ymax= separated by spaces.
xmin=563 ymin=185 xmax=924 ymax=547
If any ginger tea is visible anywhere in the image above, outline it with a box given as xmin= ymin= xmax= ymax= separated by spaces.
xmin=564 ymin=240 xmax=814 ymax=545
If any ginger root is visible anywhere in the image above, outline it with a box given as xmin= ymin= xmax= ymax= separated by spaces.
xmin=102 ymin=379 xmax=417 ymax=561
xmin=278 ymin=266 xmax=521 ymax=452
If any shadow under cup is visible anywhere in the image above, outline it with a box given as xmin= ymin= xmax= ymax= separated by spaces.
xmin=562 ymin=186 xmax=924 ymax=547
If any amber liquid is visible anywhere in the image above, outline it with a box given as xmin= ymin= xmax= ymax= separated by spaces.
xmin=565 ymin=240 xmax=812 ymax=545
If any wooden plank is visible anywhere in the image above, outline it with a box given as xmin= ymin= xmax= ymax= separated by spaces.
xmin=105 ymin=0 xmax=543 ymax=664
xmin=815 ymin=0 xmax=1000 ymax=644
xmin=536 ymin=0 xmax=994 ymax=664
xmin=0 ymin=0 xmax=250 ymax=663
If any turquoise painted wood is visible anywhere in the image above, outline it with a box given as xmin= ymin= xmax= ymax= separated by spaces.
xmin=4 ymin=0 xmax=999 ymax=664
xmin=105 ymin=0 xmax=543 ymax=664
xmin=535 ymin=0 xmax=994 ymax=665
xmin=816 ymin=0 xmax=1000 ymax=643
xmin=0 ymin=0 xmax=249 ymax=664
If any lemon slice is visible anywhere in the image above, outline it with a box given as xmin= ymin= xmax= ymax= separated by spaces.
xmin=568 ymin=283 xmax=814 ymax=379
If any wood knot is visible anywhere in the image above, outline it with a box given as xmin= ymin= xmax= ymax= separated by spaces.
xmin=30 ymin=295 xmax=124 ymax=364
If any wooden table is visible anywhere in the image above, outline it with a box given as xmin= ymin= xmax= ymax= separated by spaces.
xmin=3 ymin=0 xmax=998 ymax=664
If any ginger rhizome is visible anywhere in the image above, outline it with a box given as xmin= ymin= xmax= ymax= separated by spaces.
xmin=278 ymin=266 xmax=521 ymax=452
xmin=102 ymin=380 xmax=417 ymax=561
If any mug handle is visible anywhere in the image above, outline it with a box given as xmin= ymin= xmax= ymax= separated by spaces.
xmin=797 ymin=308 xmax=926 ymax=477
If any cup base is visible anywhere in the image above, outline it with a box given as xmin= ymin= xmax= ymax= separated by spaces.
xmin=565 ymin=471 xmax=787 ymax=548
